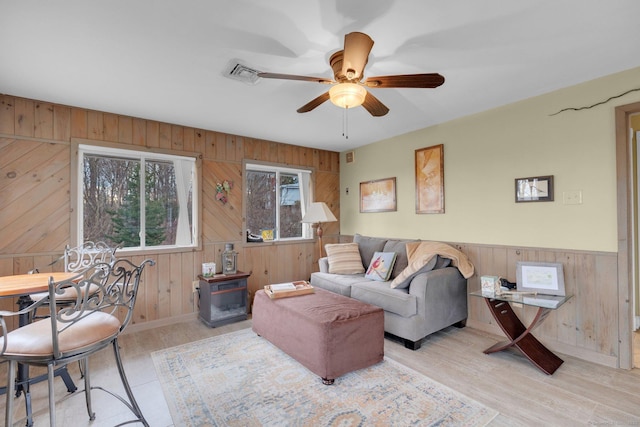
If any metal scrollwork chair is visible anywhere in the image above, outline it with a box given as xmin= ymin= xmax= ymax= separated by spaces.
xmin=1 ymin=258 xmax=155 ymax=427
xmin=63 ymin=241 xmax=119 ymax=273
xmin=29 ymin=242 xmax=119 ymax=326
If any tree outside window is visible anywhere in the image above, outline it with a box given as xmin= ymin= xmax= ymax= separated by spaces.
xmin=79 ymin=145 xmax=197 ymax=250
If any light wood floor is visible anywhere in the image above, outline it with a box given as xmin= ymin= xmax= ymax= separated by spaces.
xmin=2 ymin=319 xmax=639 ymax=426
xmin=634 ymin=330 xmax=640 ymax=368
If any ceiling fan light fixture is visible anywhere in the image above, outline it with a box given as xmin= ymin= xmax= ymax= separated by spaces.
xmin=329 ymin=83 xmax=366 ymax=109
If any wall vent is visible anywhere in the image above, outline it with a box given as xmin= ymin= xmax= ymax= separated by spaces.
xmin=345 ymin=151 xmax=355 ymax=164
xmin=223 ymin=59 xmax=261 ymax=85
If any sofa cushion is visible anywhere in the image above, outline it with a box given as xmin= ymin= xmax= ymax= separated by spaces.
xmin=382 ymin=239 xmax=417 ymax=279
xmin=353 ymin=234 xmax=387 ymax=268
xmin=325 ymin=243 xmax=365 ymax=274
xmin=351 ymin=281 xmax=417 ymax=318
xmin=310 ymin=272 xmax=369 ymax=297
xmin=434 ymin=255 xmax=451 ymax=269
xmin=390 ymin=255 xmax=438 ymax=289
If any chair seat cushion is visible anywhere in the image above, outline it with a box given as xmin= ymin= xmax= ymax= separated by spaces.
xmin=1 ymin=311 xmax=121 ymax=358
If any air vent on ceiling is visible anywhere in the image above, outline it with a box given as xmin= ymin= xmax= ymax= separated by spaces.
xmin=223 ymin=60 xmax=261 ymax=85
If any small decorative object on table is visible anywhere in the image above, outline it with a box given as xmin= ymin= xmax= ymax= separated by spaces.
xmin=480 ymin=275 xmax=500 ymax=295
xmin=516 ymin=261 xmax=565 ymax=296
xmin=222 ymin=243 xmax=238 ymax=274
xmin=264 ymin=281 xmax=314 ymax=299
xmin=261 ymin=229 xmax=274 ymax=241
xmin=202 ymin=262 xmax=216 ymax=277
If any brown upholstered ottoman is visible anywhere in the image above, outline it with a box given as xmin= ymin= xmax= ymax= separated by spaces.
xmin=252 ymin=287 xmax=384 ymax=384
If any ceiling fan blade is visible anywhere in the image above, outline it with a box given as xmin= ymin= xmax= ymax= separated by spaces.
xmin=361 ymin=92 xmax=389 ymax=117
xmin=258 ymin=72 xmax=333 ymax=84
xmin=297 ymin=92 xmax=331 ymax=113
xmin=363 ymin=73 xmax=445 ymax=88
xmin=341 ymin=32 xmax=374 ymax=81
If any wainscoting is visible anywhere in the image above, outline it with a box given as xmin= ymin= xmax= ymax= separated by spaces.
xmin=458 ymin=242 xmax=619 ymax=368
xmin=333 ymin=235 xmax=620 ymax=369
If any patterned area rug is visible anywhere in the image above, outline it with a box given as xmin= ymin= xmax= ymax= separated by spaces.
xmin=151 ymin=328 xmax=498 ymax=426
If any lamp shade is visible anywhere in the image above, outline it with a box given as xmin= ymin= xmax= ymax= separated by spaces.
xmin=329 ymin=83 xmax=367 ymax=108
xmin=301 ymin=202 xmax=337 ymax=223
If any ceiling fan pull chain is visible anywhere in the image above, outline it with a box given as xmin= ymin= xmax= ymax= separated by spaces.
xmin=343 ymin=107 xmax=349 ymax=139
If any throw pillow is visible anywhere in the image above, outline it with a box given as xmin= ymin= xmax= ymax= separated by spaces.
xmin=390 ymin=255 xmax=438 ymax=289
xmin=325 ymin=243 xmax=365 ymax=274
xmin=364 ymin=252 xmax=397 ymax=282
xmin=382 ymin=239 xmax=418 ymax=279
xmin=353 ymin=234 xmax=387 ymax=268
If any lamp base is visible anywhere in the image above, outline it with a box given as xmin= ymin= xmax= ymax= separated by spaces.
xmin=317 ymin=223 xmax=324 ymax=258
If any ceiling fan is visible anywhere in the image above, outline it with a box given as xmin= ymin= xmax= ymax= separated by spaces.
xmin=258 ymin=32 xmax=445 ymax=117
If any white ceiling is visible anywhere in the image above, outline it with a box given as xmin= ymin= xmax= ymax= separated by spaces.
xmin=2 ymin=1 xmax=640 ymax=152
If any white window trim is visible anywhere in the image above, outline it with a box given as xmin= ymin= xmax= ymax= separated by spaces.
xmin=74 ymin=142 xmax=199 ymax=251
xmin=245 ymin=161 xmax=313 ymax=241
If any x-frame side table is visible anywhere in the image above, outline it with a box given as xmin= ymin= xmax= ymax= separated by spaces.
xmin=471 ymin=291 xmax=572 ymax=375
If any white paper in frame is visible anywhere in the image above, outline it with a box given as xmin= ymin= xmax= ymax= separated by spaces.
xmin=516 ymin=261 xmax=565 ymax=296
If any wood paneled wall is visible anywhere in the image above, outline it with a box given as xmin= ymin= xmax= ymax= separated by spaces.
xmin=0 ymin=94 xmax=340 ymax=328
xmin=460 ymin=242 xmax=619 ymax=368
xmin=0 ymin=95 xmax=622 ymax=368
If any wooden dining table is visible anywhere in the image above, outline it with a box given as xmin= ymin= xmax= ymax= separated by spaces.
xmin=0 ymin=271 xmax=78 ymax=427
xmin=0 ymin=271 xmax=76 ymax=296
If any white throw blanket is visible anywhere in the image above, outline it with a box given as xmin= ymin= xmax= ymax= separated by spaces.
xmin=390 ymin=241 xmax=475 ymax=289
xmin=404 ymin=241 xmax=475 ymax=279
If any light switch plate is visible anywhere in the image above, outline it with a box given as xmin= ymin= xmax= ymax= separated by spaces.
xmin=563 ymin=190 xmax=583 ymax=205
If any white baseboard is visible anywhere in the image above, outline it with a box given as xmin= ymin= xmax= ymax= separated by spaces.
xmin=634 ymin=316 xmax=640 ymax=331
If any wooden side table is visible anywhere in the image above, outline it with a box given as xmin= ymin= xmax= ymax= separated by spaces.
xmin=470 ymin=291 xmax=572 ymax=375
xmin=198 ymin=271 xmax=250 ymax=327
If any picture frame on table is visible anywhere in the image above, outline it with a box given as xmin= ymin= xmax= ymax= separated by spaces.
xmin=515 ymin=175 xmax=554 ymax=202
xmin=415 ymin=144 xmax=444 ymax=213
xmin=516 ymin=261 xmax=565 ymax=296
xmin=360 ymin=177 xmax=397 ymax=213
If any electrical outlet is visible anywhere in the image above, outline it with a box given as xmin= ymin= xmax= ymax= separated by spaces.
xmin=192 ymin=280 xmax=199 ymax=293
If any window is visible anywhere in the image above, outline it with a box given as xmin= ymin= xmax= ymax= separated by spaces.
xmin=245 ymin=162 xmax=312 ymax=241
xmin=77 ymin=144 xmax=198 ymax=250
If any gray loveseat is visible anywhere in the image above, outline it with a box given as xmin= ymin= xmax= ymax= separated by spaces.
xmin=310 ymin=234 xmax=472 ymax=350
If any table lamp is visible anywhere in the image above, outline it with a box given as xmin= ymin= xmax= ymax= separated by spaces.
xmin=301 ymin=202 xmax=337 ymax=257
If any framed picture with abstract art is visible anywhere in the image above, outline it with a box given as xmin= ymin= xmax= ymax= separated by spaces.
xmin=515 ymin=175 xmax=554 ymax=203
xmin=415 ymin=144 xmax=444 ymax=213
xmin=360 ymin=177 xmax=397 ymax=213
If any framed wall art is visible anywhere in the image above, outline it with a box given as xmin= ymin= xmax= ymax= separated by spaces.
xmin=415 ymin=144 xmax=444 ymax=213
xmin=515 ymin=175 xmax=554 ymax=202
xmin=360 ymin=177 xmax=397 ymax=213
xmin=516 ymin=261 xmax=565 ymax=296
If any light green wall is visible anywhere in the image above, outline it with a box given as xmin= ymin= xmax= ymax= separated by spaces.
xmin=340 ymin=67 xmax=640 ymax=252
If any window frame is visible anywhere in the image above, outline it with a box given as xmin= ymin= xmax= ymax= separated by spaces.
xmin=243 ymin=160 xmax=314 ymax=243
xmin=71 ymin=139 xmax=202 ymax=254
